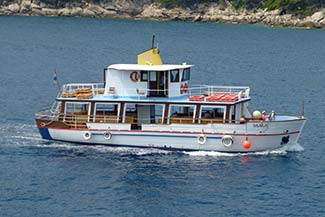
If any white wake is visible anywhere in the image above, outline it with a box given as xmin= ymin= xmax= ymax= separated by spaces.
xmin=184 ymin=142 xmax=304 ymax=157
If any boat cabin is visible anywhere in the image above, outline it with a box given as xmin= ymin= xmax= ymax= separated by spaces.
xmin=104 ymin=64 xmax=191 ymax=98
xmin=49 ymin=47 xmax=252 ymax=129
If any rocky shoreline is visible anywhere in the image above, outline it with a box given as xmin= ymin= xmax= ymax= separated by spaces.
xmin=0 ymin=1 xmax=324 ymax=29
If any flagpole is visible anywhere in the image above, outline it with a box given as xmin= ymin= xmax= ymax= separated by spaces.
xmin=54 ymin=69 xmax=61 ymax=90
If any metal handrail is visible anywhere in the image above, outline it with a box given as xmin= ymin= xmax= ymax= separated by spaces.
xmin=58 ymin=83 xmax=105 ymax=98
xmin=35 ymin=110 xmax=247 ymax=125
xmin=57 ymin=83 xmax=250 ymax=99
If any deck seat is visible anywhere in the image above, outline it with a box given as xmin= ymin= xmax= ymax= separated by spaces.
xmin=189 ymin=95 xmax=204 ymax=101
xmin=218 ymin=93 xmax=239 ymax=102
xmin=206 ymin=93 xmax=226 ymax=102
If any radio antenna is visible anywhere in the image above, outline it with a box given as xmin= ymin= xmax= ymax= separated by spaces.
xmin=301 ymin=98 xmax=305 ymax=118
xmin=152 ymin=34 xmax=155 ymax=49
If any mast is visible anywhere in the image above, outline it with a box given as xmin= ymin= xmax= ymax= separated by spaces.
xmin=152 ymin=34 xmax=155 ymax=49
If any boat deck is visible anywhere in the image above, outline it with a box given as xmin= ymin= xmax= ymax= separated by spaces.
xmin=56 ymin=83 xmax=251 ymax=104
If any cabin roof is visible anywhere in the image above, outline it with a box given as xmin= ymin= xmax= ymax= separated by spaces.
xmin=108 ymin=64 xmax=193 ymax=71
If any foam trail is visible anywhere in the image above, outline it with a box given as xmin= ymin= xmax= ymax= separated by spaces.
xmin=283 ymin=143 xmax=304 ymax=152
xmin=184 ymin=143 xmax=304 ymax=157
xmin=30 ymin=142 xmax=171 ymax=156
xmin=11 ymin=136 xmax=44 ymax=141
xmin=134 ymin=149 xmax=171 ymax=156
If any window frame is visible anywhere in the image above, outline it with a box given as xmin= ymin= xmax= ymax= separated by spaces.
xmin=170 ymin=69 xmax=180 ymax=83
xmin=199 ymin=105 xmax=226 ymax=124
xmin=181 ymin=68 xmax=191 ymax=81
xmin=64 ymin=102 xmax=91 ymax=122
xmin=168 ymin=104 xmax=196 ymax=124
xmin=140 ymin=71 xmax=148 ymax=82
xmin=93 ymin=102 xmax=120 ymax=122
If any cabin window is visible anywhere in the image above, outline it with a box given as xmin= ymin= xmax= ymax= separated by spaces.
xmin=149 ymin=71 xmax=157 ymax=81
xmin=94 ymin=103 xmax=120 ymax=123
xmin=123 ymin=103 xmax=164 ymax=124
xmin=154 ymin=104 xmax=164 ymax=124
xmin=182 ymin=68 xmax=190 ymax=81
xmin=64 ymin=102 xmax=91 ymax=122
xmin=141 ymin=71 xmax=148 ymax=82
xmin=124 ymin=103 xmax=137 ymax=124
xmin=231 ymin=106 xmax=235 ymax=122
xmin=65 ymin=102 xmax=90 ymax=115
xmin=200 ymin=106 xmax=225 ymax=124
xmin=170 ymin=69 xmax=180 ymax=82
xmin=168 ymin=104 xmax=196 ymax=124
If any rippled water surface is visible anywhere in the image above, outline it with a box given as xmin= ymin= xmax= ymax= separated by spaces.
xmin=0 ymin=16 xmax=325 ymax=216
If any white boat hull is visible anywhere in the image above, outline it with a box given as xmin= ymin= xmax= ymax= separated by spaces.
xmin=39 ymin=118 xmax=306 ymax=152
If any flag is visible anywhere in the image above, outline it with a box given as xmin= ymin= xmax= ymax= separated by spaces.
xmin=53 ymin=69 xmax=60 ymax=89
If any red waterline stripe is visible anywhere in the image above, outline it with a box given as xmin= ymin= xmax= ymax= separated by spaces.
xmin=40 ymin=126 xmax=300 ymax=137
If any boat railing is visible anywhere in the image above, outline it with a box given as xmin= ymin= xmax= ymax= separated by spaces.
xmin=114 ymin=87 xmax=168 ymax=99
xmin=36 ymin=109 xmax=251 ymax=128
xmin=35 ymin=109 xmax=61 ymax=120
xmin=57 ymin=83 xmax=105 ymax=98
xmin=56 ymin=83 xmax=249 ymax=100
xmin=188 ymin=85 xmax=250 ymax=98
xmin=117 ymin=85 xmax=250 ymax=100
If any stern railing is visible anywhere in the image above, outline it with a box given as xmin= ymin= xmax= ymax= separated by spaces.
xmin=57 ymin=83 xmax=105 ymax=99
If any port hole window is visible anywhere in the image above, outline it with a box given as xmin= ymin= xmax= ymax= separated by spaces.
xmin=170 ymin=69 xmax=180 ymax=82
xmin=168 ymin=104 xmax=196 ymax=124
xmin=200 ymin=106 xmax=225 ymax=124
xmin=181 ymin=68 xmax=190 ymax=81
xmin=94 ymin=103 xmax=120 ymax=123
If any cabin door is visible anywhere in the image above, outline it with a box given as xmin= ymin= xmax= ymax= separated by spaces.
xmin=148 ymin=71 xmax=168 ymax=97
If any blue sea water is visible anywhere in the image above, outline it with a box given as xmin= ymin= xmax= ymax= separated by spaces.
xmin=0 ymin=15 xmax=325 ymax=216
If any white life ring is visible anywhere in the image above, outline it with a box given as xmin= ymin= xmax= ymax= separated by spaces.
xmin=83 ymin=131 xmax=92 ymax=140
xmin=222 ymin=135 xmax=233 ymax=147
xmin=104 ymin=131 xmax=112 ymax=140
xmin=197 ymin=134 xmax=207 ymax=145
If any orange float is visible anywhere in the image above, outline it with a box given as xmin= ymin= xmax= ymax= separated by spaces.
xmin=243 ymin=139 xmax=251 ymax=149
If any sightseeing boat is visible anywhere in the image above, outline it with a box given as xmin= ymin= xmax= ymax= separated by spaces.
xmin=35 ymin=42 xmax=306 ymax=152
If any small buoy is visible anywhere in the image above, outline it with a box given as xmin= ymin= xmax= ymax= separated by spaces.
xmin=243 ymin=139 xmax=251 ymax=149
xmin=252 ymin=111 xmax=262 ymax=120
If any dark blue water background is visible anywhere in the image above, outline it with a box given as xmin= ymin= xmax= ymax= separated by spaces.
xmin=0 ymin=16 xmax=325 ymax=216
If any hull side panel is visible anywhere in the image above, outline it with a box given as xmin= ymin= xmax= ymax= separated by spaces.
xmin=38 ymin=119 xmax=305 ymax=152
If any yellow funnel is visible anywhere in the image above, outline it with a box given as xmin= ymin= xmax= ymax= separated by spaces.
xmin=137 ymin=48 xmax=163 ymax=65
